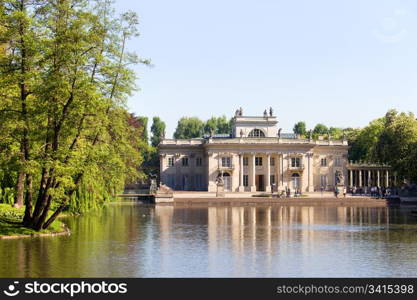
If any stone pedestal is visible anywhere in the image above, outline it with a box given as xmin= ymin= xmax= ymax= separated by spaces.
xmin=238 ymin=186 xmax=245 ymax=192
xmin=216 ymin=183 xmax=225 ymax=197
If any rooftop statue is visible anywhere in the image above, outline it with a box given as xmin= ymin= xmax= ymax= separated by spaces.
xmin=239 ymin=107 xmax=243 ymax=116
xmin=269 ymin=107 xmax=273 ymax=116
xmin=264 ymin=109 xmax=268 ymax=117
xmin=278 ymin=128 xmax=282 ymax=138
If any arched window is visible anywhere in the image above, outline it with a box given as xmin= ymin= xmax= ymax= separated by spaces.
xmin=248 ymin=129 xmax=265 ymax=138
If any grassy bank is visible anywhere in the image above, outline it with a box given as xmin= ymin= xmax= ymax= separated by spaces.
xmin=0 ymin=204 xmax=66 ymax=237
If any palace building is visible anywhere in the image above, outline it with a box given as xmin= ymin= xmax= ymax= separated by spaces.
xmin=158 ymin=109 xmax=392 ymax=193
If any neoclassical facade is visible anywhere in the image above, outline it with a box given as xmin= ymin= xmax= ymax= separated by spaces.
xmin=158 ymin=110 xmax=358 ymax=193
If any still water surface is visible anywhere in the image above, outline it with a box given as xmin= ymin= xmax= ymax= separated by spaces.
xmin=1 ymin=202 xmax=417 ymax=277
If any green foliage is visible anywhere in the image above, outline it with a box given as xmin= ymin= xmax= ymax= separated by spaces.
xmin=348 ymin=109 xmax=417 ymax=182
xmin=0 ymin=188 xmax=15 ymax=205
xmin=173 ymin=115 xmax=233 ymax=139
xmin=313 ymin=123 xmax=328 ymax=135
xmin=293 ymin=121 xmax=307 ymax=136
xmin=204 ymin=116 xmax=232 ymax=135
xmin=150 ymin=116 xmax=166 ymax=147
xmin=0 ymin=204 xmax=64 ymax=236
xmin=174 ymin=117 xmax=205 ymax=139
xmin=0 ymin=0 xmax=148 ymax=230
xmin=137 ymin=116 xmax=149 ymax=143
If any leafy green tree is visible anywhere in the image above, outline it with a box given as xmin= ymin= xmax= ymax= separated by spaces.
xmin=293 ymin=121 xmax=307 ymax=136
xmin=348 ymin=119 xmax=384 ymax=161
xmin=0 ymin=0 xmax=149 ymax=230
xmin=174 ymin=117 xmax=204 ymax=139
xmin=204 ymin=116 xmax=232 ymax=135
xmin=137 ymin=116 xmax=149 ymax=143
xmin=373 ymin=110 xmax=417 ymax=181
xmin=313 ymin=123 xmax=328 ymax=135
xmin=150 ymin=116 xmax=166 ymax=147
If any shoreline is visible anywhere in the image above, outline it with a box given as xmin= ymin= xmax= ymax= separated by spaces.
xmin=0 ymin=223 xmax=71 ymax=240
xmin=172 ymin=197 xmax=390 ymax=206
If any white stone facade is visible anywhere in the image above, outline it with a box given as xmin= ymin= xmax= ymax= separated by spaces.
xmin=159 ymin=114 xmax=349 ymax=193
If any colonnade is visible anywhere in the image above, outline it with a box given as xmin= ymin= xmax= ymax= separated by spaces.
xmin=348 ymin=168 xmax=395 ymax=188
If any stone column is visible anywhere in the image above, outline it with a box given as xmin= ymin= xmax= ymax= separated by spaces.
xmin=238 ymin=154 xmax=245 ymax=192
xmin=275 ymin=154 xmax=280 ymax=189
xmin=266 ymin=154 xmax=271 ymax=192
xmin=359 ymin=170 xmax=362 ymax=187
xmin=349 ymin=170 xmax=353 ymax=187
xmin=377 ymin=170 xmax=380 ymax=187
xmin=307 ymin=153 xmax=314 ymax=192
xmin=250 ymin=153 xmax=256 ymax=192
xmin=368 ymin=170 xmax=371 ymax=187
xmin=281 ymin=154 xmax=285 ymax=187
xmin=385 ymin=170 xmax=389 ymax=187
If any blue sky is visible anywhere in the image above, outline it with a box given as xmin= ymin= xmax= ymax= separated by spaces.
xmin=115 ymin=0 xmax=417 ymax=137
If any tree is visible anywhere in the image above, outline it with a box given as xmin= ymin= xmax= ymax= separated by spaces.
xmin=150 ymin=116 xmax=166 ymax=147
xmin=0 ymin=0 xmax=149 ymax=230
xmin=313 ymin=123 xmax=328 ymax=135
xmin=373 ymin=110 xmax=417 ymax=181
xmin=203 ymin=116 xmax=232 ymax=135
xmin=348 ymin=120 xmax=383 ymax=161
xmin=174 ymin=117 xmax=204 ymax=139
xmin=137 ymin=116 xmax=149 ymax=143
xmin=293 ymin=121 xmax=307 ymax=136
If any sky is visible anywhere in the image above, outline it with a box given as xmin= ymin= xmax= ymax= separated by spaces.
xmin=114 ymin=0 xmax=417 ymax=137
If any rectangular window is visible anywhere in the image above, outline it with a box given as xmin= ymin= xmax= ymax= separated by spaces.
xmin=255 ymin=157 xmax=263 ymax=166
xmin=243 ymin=157 xmax=249 ymax=166
xmin=243 ymin=175 xmax=249 ymax=187
xmin=168 ymin=157 xmax=174 ymax=167
xmin=320 ymin=175 xmax=327 ymax=188
xmin=321 ymin=158 xmax=327 ymax=167
xmin=182 ymin=157 xmax=189 ymax=167
xmin=270 ymin=157 xmax=275 ymax=166
xmin=196 ymin=157 xmax=202 ymax=167
xmin=291 ymin=157 xmax=300 ymax=168
xmin=222 ymin=157 xmax=232 ymax=168
xmin=270 ymin=175 xmax=276 ymax=185
xmin=335 ymin=157 xmax=341 ymax=167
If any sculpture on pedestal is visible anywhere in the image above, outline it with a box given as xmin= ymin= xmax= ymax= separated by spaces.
xmin=335 ymin=170 xmax=345 ymax=186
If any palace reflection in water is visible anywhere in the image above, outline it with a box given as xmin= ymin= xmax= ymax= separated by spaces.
xmin=1 ymin=202 xmax=417 ymax=278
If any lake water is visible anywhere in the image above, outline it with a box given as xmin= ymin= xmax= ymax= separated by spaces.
xmin=1 ymin=202 xmax=417 ymax=277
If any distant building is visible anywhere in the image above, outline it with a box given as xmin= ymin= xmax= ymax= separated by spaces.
xmin=159 ymin=110 xmax=391 ymax=192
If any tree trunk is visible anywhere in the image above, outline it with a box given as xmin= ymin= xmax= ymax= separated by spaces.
xmin=23 ymin=174 xmax=33 ymax=224
xmin=14 ymin=170 xmax=25 ymax=208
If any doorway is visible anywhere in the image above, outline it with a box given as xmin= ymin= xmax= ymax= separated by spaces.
xmin=256 ymin=175 xmax=265 ymax=191
xmin=292 ymin=173 xmax=301 ymax=190
xmin=222 ymin=172 xmax=232 ymax=192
